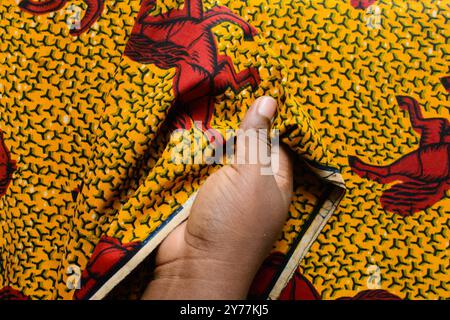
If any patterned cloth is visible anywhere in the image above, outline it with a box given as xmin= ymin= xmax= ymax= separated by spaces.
xmin=0 ymin=0 xmax=448 ymax=300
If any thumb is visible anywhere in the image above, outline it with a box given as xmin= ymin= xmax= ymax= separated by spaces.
xmin=234 ymin=96 xmax=277 ymax=169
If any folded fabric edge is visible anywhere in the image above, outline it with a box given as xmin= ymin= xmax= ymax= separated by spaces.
xmin=87 ymin=192 xmax=198 ymax=300
xmin=85 ymin=161 xmax=346 ymax=300
xmin=268 ymin=184 xmax=346 ymax=300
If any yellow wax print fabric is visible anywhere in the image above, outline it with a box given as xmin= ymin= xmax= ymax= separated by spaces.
xmin=0 ymin=0 xmax=448 ymax=300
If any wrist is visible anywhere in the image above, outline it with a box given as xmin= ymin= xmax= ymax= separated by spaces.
xmin=142 ymin=255 xmax=254 ymax=300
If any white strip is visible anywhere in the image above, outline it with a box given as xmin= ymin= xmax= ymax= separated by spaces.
xmin=268 ymin=186 xmax=345 ymax=300
xmin=89 ymin=192 xmax=198 ymax=300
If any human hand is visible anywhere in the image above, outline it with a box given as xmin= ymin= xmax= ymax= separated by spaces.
xmin=142 ymin=96 xmax=293 ymax=299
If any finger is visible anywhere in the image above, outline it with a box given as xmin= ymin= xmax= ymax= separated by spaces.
xmin=234 ymin=96 xmax=277 ymax=168
xmin=240 ymin=96 xmax=277 ymax=131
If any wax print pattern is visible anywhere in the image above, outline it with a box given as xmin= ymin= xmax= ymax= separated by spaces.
xmin=0 ymin=0 xmax=448 ymax=300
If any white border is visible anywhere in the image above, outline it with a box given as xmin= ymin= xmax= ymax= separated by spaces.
xmin=268 ymin=186 xmax=345 ymax=299
xmin=89 ymin=193 xmax=197 ymax=300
